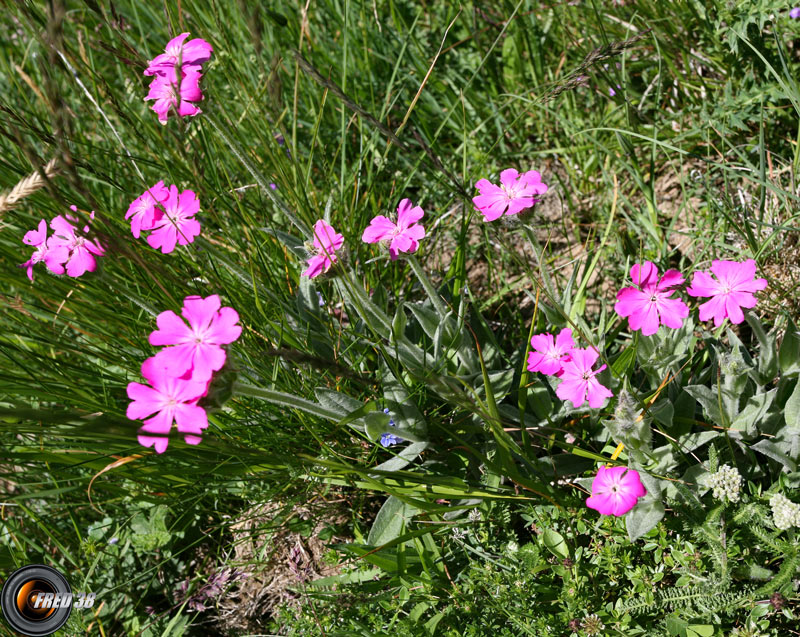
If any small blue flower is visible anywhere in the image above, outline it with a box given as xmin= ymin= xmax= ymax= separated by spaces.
xmin=380 ymin=432 xmax=401 ymax=447
xmin=380 ymin=409 xmax=403 ymax=447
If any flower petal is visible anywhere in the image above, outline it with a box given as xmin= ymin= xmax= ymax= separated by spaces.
xmin=150 ymin=310 xmax=191 ymax=346
xmin=362 ymin=216 xmax=396 ymax=243
xmin=686 ymin=270 xmax=720 ymax=298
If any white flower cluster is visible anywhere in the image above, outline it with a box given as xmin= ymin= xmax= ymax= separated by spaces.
xmin=451 ymin=527 xmax=467 ymax=540
xmin=707 ymin=464 xmax=742 ymax=503
xmin=770 ymin=493 xmax=800 ymax=531
xmin=581 ymin=613 xmax=605 ymax=636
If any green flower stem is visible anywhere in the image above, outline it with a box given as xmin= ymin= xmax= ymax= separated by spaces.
xmin=407 ymin=255 xmax=448 ymax=317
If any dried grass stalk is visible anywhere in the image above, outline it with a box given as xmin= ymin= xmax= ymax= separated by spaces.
xmin=0 ymin=159 xmax=60 ymax=214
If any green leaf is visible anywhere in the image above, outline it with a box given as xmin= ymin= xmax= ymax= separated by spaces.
xmin=335 ymin=273 xmax=394 ymax=340
xmin=409 ymin=602 xmax=429 ymax=622
xmin=746 ymin=313 xmax=778 ymax=382
xmin=526 ymin=383 xmax=553 ymax=420
xmin=296 ymin=276 xmax=321 ymax=320
xmin=751 ymin=439 xmax=797 ymax=471
xmin=424 ymin=611 xmax=445 ymax=635
xmin=307 ymin=567 xmax=383 ymax=589
xmin=678 ymin=430 xmax=719 ymax=453
xmin=686 ymin=626 xmax=714 ymax=637
xmin=666 ymin=615 xmax=688 ymax=636
xmin=786 ymin=379 xmax=800 ymax=428
xmin=474 ymin=369 xmax=516 ymax=403
xmin=650 ymin=399 xmax=674 ymax=427
xmin=684 ymin=385 xmax=725 ymax=428
xmin=625 ymin=467 xmax=665 ymax=542
xmin=626 ymin=497 xmax=665 ymax=541
xmin=781 ymin=379 xmax=800 ymax=460
xmin=717 ymin=343 xmax=753 ymax=422
xmin=392 ymin=305 xmax=407 ymax=337
xmin=739 ymin=564 xmax=774 ymax=580
xmin=371 ymin=441 xmax=429 ymax=473
xmin=368 ymin=496 xmax=418 ymax=546
xmin=407 ymin=302 xmax=441 ymax=341
xmin=542 ymin=528 xmax=569 ymax=560
xmin=611 ymin=345 xmax=637 ymax=376
xmin=365 ymin=411 xmax=392 ymax=441
xmin=730 ymin=389 xmax=776 ymax=436
xmin=383 ymin=368 xmax=427 ymax=434
xmin=237 ymin=384 xmax=343 ymax=421
xmin=779 ymin=319 xmax=800 ymax=375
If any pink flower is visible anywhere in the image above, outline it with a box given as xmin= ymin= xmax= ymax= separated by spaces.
xmin=144 ymin=69 xmax=204 ymax=124
xmin=472 ymin=169 xmax=548 ymax=221
xmin=614 ymin=261 xmax=689 ymax=336
xmin=19 ymin=219 xmax=49 ymax=281
xmin=146 ymin=185 xmax=202 ymax=254
xmin=303 ymin=219 xmax=344 ymax=278
xmin=362 ymin=199 xmax=426 ymax=260
xmin=555 ymin=347 xmax=613 ymax=409
xmin=686 ymin=259 xmax=767 ymax=327
xmin=586 ymin=465 xmax=647 ymax=516
xmin=144 ymin=33 xmax=213 ymax=81
xmin=126 ymin=181 xmax=169 ymax=238
xmin=22 ymin=219 xmax=48 ymax=247
xmin=127 ymin=357 xmax=209 ymax=453
xmin=527 ymin=328 xmax=574 ymax=376
xmin=143 ymin=33 xmax=211 ymax=123
xmin=149 ymin=294 xmax=242 ymax=381
xmin=45 ymin=210 xmax=105 ymax=278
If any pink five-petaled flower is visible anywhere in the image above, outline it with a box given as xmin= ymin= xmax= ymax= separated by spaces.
xmin=127 ymin=357 xmax=209 ymax=454
xmin=146 ymin=185 xmax=202 ymax=253
xmin=361 ymin=198 xmax=426 ymax=260
xmin=144 ymin=32 xmax=213 ymax=81
xmin=144 ymin=68 xmax=204 ymax=124
xmin=555 ymin=347 xmax=613 ymax=409
xmin=586 ymin=465 xmax=647 ymax=516
xmin=472 ymin=168 xmax=548 ymax=222
xmin=45 ymin=209 xmax=105 ymax=277
xmin=126 ymin=181 xmax=169 ymax=238
xmin=143 ymin=32 xmax=211 ymax=124
xmin=149 ymin=294 xmax=242 ymax=382
xmin=303 ymin=219 xmax=344 ymax=278
xmin=19 ymin=219 xmax=49 ymax=281
xmin=686 ymin=259 xmax=767 ymax=327
xmin=527 ymin=328 xmax=574 ymax=376
xmin=614 ymin=261 xmax=689 ymax=336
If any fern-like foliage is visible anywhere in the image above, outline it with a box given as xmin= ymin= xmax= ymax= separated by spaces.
xmin=620 ymin=582 xmax=755 ymax=616
xmin=754 ymin=546 xmax=799 ymax=598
